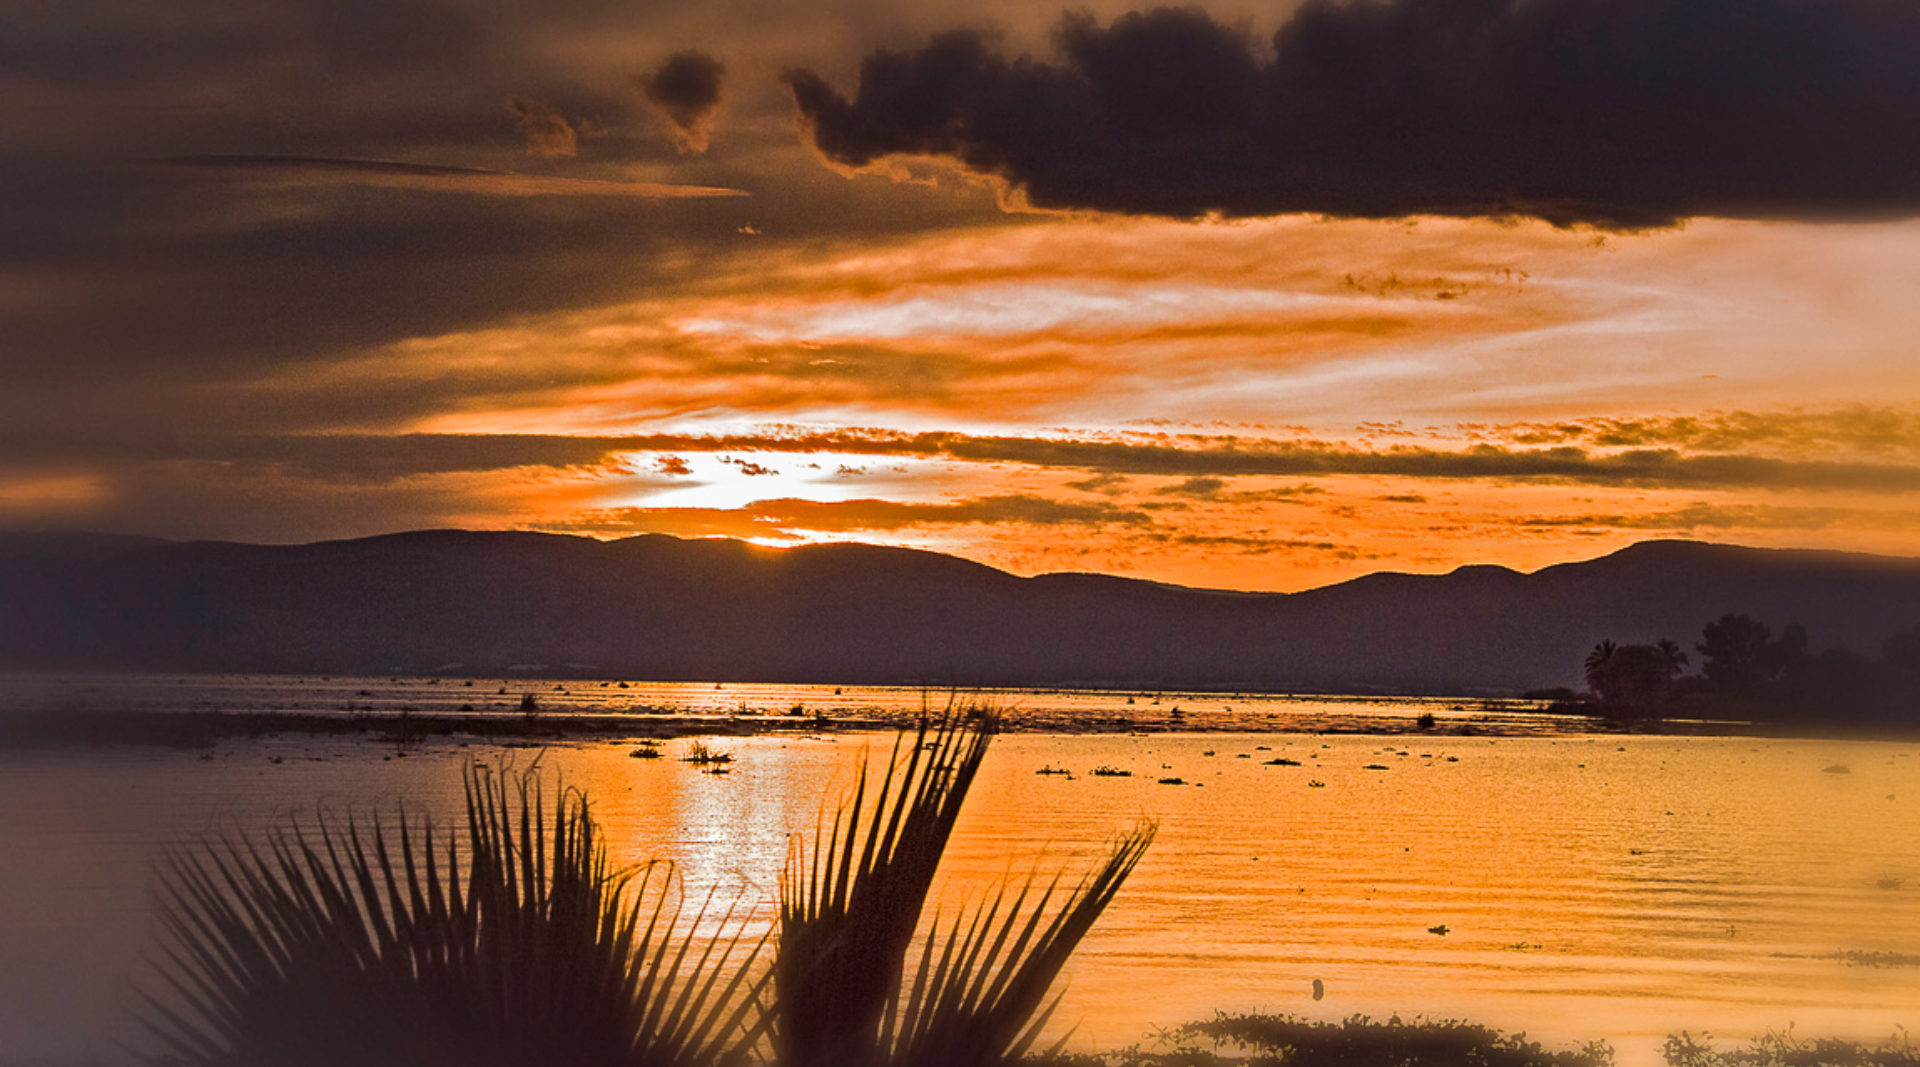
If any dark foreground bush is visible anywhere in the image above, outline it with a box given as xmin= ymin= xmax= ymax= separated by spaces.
xmin=1179 ymin=1014 xmax=1613 ymax=1067
xmin=1665 ymin=1030 xmax=1920 ymax=1067
xmin=1031 ymin=1013 xmax=1612 ymax=1067
xmin=1035 ymin=1017 xmax=1920 ymax=1067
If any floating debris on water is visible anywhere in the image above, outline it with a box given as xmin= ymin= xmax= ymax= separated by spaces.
xmin=682 ymin=741 xmax=734 ymax=765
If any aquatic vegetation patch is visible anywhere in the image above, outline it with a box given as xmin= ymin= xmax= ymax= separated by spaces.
xmin=1056 ymin=1012 xmax=1617 ymax=1067
xmin=1665 ymin=1028 xmax=1920 ymax=1067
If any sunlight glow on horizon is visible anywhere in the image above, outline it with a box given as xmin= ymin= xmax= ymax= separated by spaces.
xmin=22 ymin=212 xmax=1920 ymax=589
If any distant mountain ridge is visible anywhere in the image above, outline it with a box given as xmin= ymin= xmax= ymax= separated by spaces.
xmin=1 ymin=531 xmax=1916 ymax=695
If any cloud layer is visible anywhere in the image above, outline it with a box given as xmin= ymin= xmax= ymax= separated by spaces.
xmin=790 ymin=0 xmax=1920 ymax=226
xmin=9 ymin=410 xmax=1916 ymax=590
xmin=13 ymin=411 xmax=1920 ymax=491
xmin=164 ymin=156 xmax=746 ymax=198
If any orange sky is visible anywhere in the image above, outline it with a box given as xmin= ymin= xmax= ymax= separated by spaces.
xmin=9 ymin=197 xmax=1920 ymax=590
xmin=4 ymin=0 xmax=1918 ymax=591
xmin=291 ymin=210 xmax=1920 ymax=589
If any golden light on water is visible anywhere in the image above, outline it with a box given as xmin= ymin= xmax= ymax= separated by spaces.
xmin=8 ymin=712 xmax=1916 ymax=1067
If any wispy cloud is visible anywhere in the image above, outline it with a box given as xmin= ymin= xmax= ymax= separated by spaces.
xmin=1475 ymin=408 xmax=1920 ymax=458
xmin=1505 ymin=502 xmax=1918 ymax=532
xmin=674 ymin=282 xmax=1433 ymax=342
xmin=163 ymin=156 xmax=746 ymax=198
xmin=540 ymin=493 xmax=1152 ymax=538
xmin=507 ymin=99 xmax=579 ymax=159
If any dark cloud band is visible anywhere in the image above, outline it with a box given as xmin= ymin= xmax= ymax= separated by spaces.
xmin=787 ymin=0 xmax=1920 ymax=227
xmin=548 ymin=494 xmax=1151 ymax=538
xmin=14 ymin=425 xmax=1920 ymax=491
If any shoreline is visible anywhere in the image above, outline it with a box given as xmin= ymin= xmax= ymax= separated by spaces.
xmin=0 ymin=704 xmax=1882 ymax=749
xmin=2 ymin=671 xmax=1908 ymax=746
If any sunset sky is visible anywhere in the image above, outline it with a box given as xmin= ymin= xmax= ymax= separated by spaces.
xmin=4 ymin=0 xmax=1918 ymax=590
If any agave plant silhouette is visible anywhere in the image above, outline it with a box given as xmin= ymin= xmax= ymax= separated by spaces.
xmin=142 ymin=763 xmax=767 ymax=1067
xmin=775 ymin=715 xmax=1155 ymax=1067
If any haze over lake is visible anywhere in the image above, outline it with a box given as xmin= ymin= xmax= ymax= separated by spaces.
xmin=4 ymin=679 xmax=1917 ymax=1067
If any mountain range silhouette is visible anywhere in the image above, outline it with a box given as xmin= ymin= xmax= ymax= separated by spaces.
xmin=2 ymin=531 xmax=1915 ymax=695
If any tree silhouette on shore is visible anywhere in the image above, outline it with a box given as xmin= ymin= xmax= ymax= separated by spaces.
xmin=1580 ymin=614 xmax=1920 ymax=725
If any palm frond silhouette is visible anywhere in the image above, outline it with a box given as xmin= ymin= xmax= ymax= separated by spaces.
xmin=142 ymin=715 xmax=1151 ymax=1067
xmin=775 ymin=715 xmax=1154 ymax=1067
xmin=143 ymin=764 xmax=766 ymax=1067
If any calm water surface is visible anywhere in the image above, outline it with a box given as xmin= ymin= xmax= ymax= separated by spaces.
xmin=1 ymin=685 xmax=1916 ymax=1066
xmin=0 ymin=672 xmax=1593 ymax=732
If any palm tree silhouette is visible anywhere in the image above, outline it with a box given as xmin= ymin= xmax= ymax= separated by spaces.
xmin=1583 ymin=640 xmax=1617 ymax=694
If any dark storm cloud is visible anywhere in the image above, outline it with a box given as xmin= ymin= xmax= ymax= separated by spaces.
xmin=787 ymin=0 xmax=1920 ymax=227
xmin=638 ymin=52 xmax=727 ymax=154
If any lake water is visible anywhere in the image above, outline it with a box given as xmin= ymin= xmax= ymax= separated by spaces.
xmin=2 ymin=679 xmax=1917 ymax=1066
xmin=0 ymin=672 xmax=1585 ymax=733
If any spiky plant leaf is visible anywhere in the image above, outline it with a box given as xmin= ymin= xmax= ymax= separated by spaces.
xmin=141 ymin=764 xmax=766 ymax=1067
xmin=887 ymin=824 xmax=1155 ymax=1067
xmin=774 ymin=713 xmax=1153 ymax=1067
xmin=776 ymin=715 xmax=994 ymax=1067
